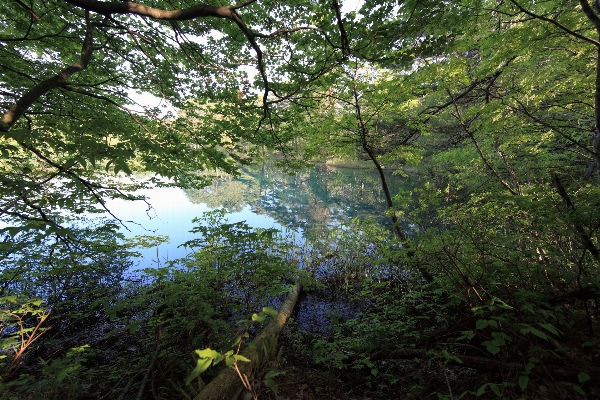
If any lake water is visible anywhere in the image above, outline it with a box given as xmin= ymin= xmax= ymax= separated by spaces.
xmin=105 ymin=162 xmax=407 ymax=267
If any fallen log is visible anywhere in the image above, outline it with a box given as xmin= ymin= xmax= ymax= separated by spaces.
xmin=369 ymin=349 xmax=522 ymax=373
xmin=195 ymin=283 xmax=302 ymax=400
xmin=369 ymin=348 xmax=600 ymax=381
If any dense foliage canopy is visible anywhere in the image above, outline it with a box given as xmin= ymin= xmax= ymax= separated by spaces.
xmin=2 ymin=0 xmax=600 ymax=398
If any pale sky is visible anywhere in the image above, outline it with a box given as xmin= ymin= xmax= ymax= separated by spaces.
xmin=129 ymin=0 xmax=365 ymax=112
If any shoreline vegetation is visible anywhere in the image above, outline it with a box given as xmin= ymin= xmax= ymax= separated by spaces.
xmin=1 ymin=190 xmax=599 ymax=399
xmin=2 ymin=0 xmax=600 ymax=398
xmin=323 ymin=158 xmax=398 ymax=171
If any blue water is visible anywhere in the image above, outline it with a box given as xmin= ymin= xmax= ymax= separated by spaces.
xmin=104 ymin=163 xmax=406 ymax=269
xmin=105 ymin=185 xmax=287 ymax=267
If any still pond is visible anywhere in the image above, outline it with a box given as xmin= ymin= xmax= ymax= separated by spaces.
xmin=105 ymin=162 xmax=409 ymax=266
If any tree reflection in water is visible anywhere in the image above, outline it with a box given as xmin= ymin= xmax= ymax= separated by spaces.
xmin=183 ymin=161 xmax=412 ymax=240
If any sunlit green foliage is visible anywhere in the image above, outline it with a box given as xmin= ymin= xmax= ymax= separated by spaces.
xmin=2 ymin=0 xmax=600 ymax=398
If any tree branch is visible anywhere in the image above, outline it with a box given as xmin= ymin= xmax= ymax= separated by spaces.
xmin=63 ymin=0 xmax=233 ymax=21
xmin=508 ymin=0 xmax=600 ymax=46
xmin=13 ymin=0 xmax=40 ymax=21
xmin=60 ymin=85 xmax=156 ymax=138
xmin=331 ymin=0 xmax=350 ymax=56
xmin=579 ymin=0 xmax=600 ymax=32
xmin=1 ymin=11 xmax=94 ymax=131
xmin=23 ymin=143 xmax=140 ymax=231
xmin=513 ymin=99 xmax=597 ymax=157
xmin=421 ymin=57 xmax=516 ymax=117
xmin=62 ymin=1 xmax=273 ymax=118
xmin=552 ymin=173 xmax=600 ymax=260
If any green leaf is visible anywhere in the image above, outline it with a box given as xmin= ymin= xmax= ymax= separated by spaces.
xmin=520 ymin=326 xmax=547 ymax=340
xmin=520 ymin=302 xmax=534 ymax=314
xmin=573 ymin=385 xmax=585 ymax=395
xmin=582 ymin=338 xmax=600 ymax=347
xmin=56 ymin=364 xmax=81 ymax=383
xmin=475 ymin=319 xmax=488 ymax=329
xmin=518 ymin=375 xmax=529 ymax=391
xmin=1 ymin=295 xmax=17 ymax=303
xmin=524 ymin=362 xmax=536 ymax=374
xmin=233 ymin=354 xmax=251 ymax=362
xmin=252 ymin=313 xmax=266 ymax=322
xmin=262 ymin=306 xmax=278 ymax=318
xmin=538 ymin=323 xmax=560 ymax=336
xmin=195 ymin=348 xmax=219 ymax=359
xmin=30 ymin=299 xmax=43 ymax=307
xmin=476 ymin=383 xmax=487 ymax=396
xmin=490 ymin=384 xmax=501 ymax=397
xmin=578 ymin=372 xmax=590 ymax=383
xmin=127 ymin=323 xmax=138 ymax=334
xmin=490 ymin=331 xmax=510 ymax=346
xmin=441 ymin=349 xmax=463 ymax=364
xmin=490 ymin=297 xmax=513 ymax=310
xmin=186 ymin=358 xmax=213 ymax=385
xmin=225 ymin=356 xmax=235 ymax=368
xmin=457 ymin=330 xmax=475 ymax=341
xmin=264 ymin=370 xmax=285 ymax=380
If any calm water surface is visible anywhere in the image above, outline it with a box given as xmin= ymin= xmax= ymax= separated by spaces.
xmin=106 ymin=163 xmax=407 ymax=266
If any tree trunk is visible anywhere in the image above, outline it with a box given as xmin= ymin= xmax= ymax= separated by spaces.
xmin=350 ymin=69 xmax=433 ymax=283
xmin=195 ymin=284 xmax=302 ymax=400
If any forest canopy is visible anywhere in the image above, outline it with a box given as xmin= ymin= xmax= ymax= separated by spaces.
xmin=2 ymin=0 xmax=600 ymax=399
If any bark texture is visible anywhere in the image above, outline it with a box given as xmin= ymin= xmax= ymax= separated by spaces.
xmin=195 ymin=284 xmax=302 ymax=400
xmin=63 ymin=0 xmax=233 ymax=21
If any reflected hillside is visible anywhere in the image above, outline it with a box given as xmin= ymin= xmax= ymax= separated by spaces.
xmin=184 ymin=162 xmax=410 ymax=235
xmin=184 ymin=178 xmax=247 ymax=212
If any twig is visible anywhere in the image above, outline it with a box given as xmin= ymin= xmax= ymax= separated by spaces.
xmin=136 ymin=329 xmax=162 ymax=400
